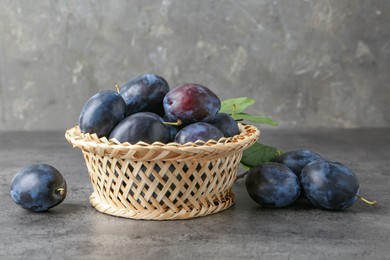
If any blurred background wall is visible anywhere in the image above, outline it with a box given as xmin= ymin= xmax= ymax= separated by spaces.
xmin=0 ymin=0 xmax=389 ymax=131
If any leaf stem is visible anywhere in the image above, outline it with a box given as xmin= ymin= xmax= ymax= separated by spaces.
xmin=236 ymin=170 xmax=249 ymax=180
xmin=276 ymin=149 xmax=283 ymax=157
xmin=115 ymin=83 xmax=120 ymax=93
xmin=356 ymin=195 xmax=377 ymax=205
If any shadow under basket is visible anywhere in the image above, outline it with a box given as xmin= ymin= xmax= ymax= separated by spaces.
xmin=65 ymin=123 xmax=259 ymax=220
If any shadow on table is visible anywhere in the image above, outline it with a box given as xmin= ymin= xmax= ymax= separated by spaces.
xmin=45 ymin=203 xmax=89 ymax=215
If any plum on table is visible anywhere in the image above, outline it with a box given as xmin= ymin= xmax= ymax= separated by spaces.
xmin=275 ymin=149 xmax=324 ymax=177
xmin=300 ymin=160 xmax=361 ymax=210
xmin=245 ymin=162 xmax=301 ymax=208
xmin=10 ymin=164 xmax=67 ymax=212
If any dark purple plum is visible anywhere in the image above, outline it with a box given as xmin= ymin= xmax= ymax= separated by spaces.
xmin=174 ymin=122 xmax=224 ymax=144
xmin=109 ymin=112 xmax=170 ymax=144
xmin=10 ymin=164 xmax=67 ymax=212
xmin=163 ymin=83 xmax=221 ymax=125
xmin=132 ymin=111 xmax=164 ymax=122
xmin=211 ymin=113 xmax=240 ymax=137
xmin=162 ymin=114 xmax=181 ymax=142
xmin=79 ymin=90 xmax=126 ymax=138
xmin=275 ymin=149 xmax=324 ymax=177
xmin=138 ymin=112 xmax=179 ymax=142
xmin=166 ymin=125 xmax=179 ymax=142
xmin=120 ymin=73 xmax=170 ymax=116
xmin=300 ymin=160 xmax=359 ymax=210
xmin=130 ymin=111 xmax=179 ymax=142
xmin=245 ymin=162 xmax=301 ymax=208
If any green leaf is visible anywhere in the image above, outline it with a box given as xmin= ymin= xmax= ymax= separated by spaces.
xmin=220 ymin=97 xmax=255 ymax=114
xmin=232 ymin=113 xmax=278 ymax=126
xmin=241 ymin=142 xmax=283 ymax=168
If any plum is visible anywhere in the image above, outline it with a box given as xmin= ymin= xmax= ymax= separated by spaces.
xmin=166 ymin=125 xmax=179 ymax=143
xmin=275 ymin=149 xmax=324 ymax=177
xmin=211 ymin=113 xmax=240 ymax=137
xmin=163 ymin=83 xmax=221 ymax=125
xmin=120 ymin=73 xmax=170 ymax=116
xmin=109 ymin=112 xmax=170 ymax=144
xmin=10 ymin=164 xmax=67 ymax=212
xmin=174 ymin=122 xmax=224 ymax=144
xmin=245 ymin=162 xmax=301 ymax=208
xmin=162 ymin=115 xmax=181 ymax=142
xmin=79 ymin=90 xmax=126 ymax=138
xmin=300 ymin=160 xmax=360 ymax=210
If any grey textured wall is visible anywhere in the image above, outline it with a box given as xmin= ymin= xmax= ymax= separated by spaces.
xmin=0 ymin=0 xmax=389 ymax=131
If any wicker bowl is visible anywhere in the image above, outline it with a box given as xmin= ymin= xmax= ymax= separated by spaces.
xmin=65 ymin=123 xmax=259 ymax=220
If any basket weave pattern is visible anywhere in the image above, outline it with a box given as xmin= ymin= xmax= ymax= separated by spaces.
xmin=65 ymin=124 xmax=259 ymax=220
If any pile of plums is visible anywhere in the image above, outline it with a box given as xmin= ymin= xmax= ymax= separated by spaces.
xmin=9 ymin=74 xmax=241 ymax=213
xmin=79 ymin=73 xmax=240 ymax=144
xmin=245 ymin=149 xmax=375 ymax=210
xmin=10 ymin=73 xmax=375 ymax=214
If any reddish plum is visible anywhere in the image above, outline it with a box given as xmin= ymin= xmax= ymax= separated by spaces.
xmin=163 ymin=83 xmax=221 ymax=125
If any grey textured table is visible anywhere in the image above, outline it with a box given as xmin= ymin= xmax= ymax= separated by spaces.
xmin=1 ymin=129 xmax=389 ymax=260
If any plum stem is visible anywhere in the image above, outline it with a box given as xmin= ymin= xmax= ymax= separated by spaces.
xmin=356 ymin=195 xmax=377 ymax=205
xmin=55 ymin=188 xmax=66 ymax=196
xmin=163 ymin=119 xmax=182 ymax=126
xmin=115 ymin=83 xmax=120 ymax=93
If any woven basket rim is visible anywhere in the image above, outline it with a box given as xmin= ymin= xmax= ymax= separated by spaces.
xmin=65 ymin=123 xmax=259 ymax=161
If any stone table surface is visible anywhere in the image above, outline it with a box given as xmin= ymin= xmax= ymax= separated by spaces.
xmin=0 ymin=129 xmax=389 ymax=260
